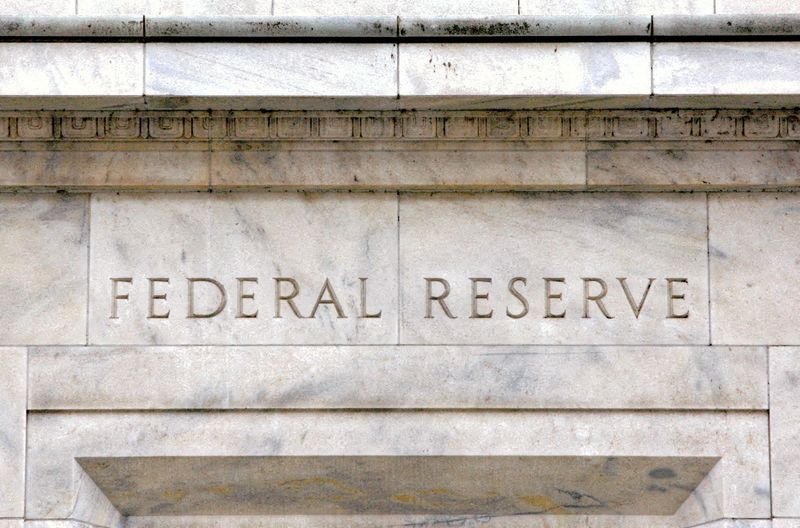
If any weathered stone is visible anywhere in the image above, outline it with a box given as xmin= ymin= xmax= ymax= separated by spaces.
xmin=716 ymin=0 xmax=800 ymax=13
xmin=273 ymin=0 xmax=518 ymax=15
xmin=0 ymin=0 xmax=73 ymax=15
xmin=77 ymin=0 xmax=273 ymax=15
xmin=588 ymin=149 xmax=800 ymax=189
xmin=400 ymin=193 xmax=709 ymax=345
xmin=145 ymin=43 xmax=397 ymax=97
xmin=770 ymin=347 xmax=800 ymax=517
xmin=0 ymin=348 xmax=25 ymax=517
xmin=521 ymin=0 xmax=714 ymax=14
xmin=654 ymin=43 xmax=800 ymax=94
xmin=25 ymin=410 xmax=770 ymax=521
xmin=88 ymin=193 xmax=397 ymax=345
xmin=400 ymin=43 xmax=651 ymax=96
xmin=0 ymin=195 xmax=87 ymax=345
xmin=211 ymin=148 xmax=586 ymax=189
xmin=27 ymin=345 xmax=767 ymax=410
xmin=0 ymin=43 xmax=142 ymax=96
xmin=709 ymin=193 xmax=800 ymax=344
xmin=0 ymin=151 xmax=209 ymax=189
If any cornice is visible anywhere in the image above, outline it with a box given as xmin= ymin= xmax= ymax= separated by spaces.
xmin=0 ymin=110 xmax=797 ymax=143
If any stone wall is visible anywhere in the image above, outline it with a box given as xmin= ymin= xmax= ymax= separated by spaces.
xmin=1 ymin=8 xmax=800 ymax=528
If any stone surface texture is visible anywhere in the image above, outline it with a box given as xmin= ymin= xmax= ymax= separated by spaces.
xmin=0 ymin=195 xmax=87 ymax=345
xmin=0 ymin=348 xmax=26 ymax=517
xmin=709 ymin=193 xmax=800 ymax=345
xmin=2 ymin=6 xmax=800 ymax=528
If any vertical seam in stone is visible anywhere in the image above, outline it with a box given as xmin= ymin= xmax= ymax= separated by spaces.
xmin=713 ymin=0 xmax=717 ymax=14
xmin=74 ymin=0 xmax=78 ymax=14
xmin=649 ymin=23 xmax=655 ymax=97
xmin=85 ymin=195 xmax=92 ymax=346
xmin=396 ymin=17 xmax=401 ymax=100
xmin=142 ymin=19 xmax=147 ymax=100
xmin=706 ymin=193 xmax=712 ymax=345
xmin=517 ymin=0 xmax=521 ymax=15
xmin=270 ymin=0 xmax=275 ymax=16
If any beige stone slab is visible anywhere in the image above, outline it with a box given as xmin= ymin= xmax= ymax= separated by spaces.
xmin=0 ymin=151 xmax=208 ymax=189
xmin=273 ymin=0 xmax=517 ymax=15
xmin=521 ymin=0 xmax=713 ymax=14
xmin=1 ymin=522 xmax=23 ymax=528
xmin=77 ymin=0 xmax=272 ymax=15
xmin=0 ymin=1 xmax=73 ymax=14
xmin=0 ymin=195 xmax=87 ymax=345
xmin=88 ymin=193 xmax=397 ymax=345
xmin=27 ymin=345 xmax=767 ymax=410
xmin=78 ymin=455 xmax=717 ymax=516
xmin=400 ymin=43 xmax=651 ymax=96
xmin=717 ymin=0 xmax=800 ymax=13
xmin=25 ymin=411 xmax=770 ymax=521
xmin=709 ymin=193 xmax=800 ymax=345
xmin=775 ymin=521 xmax=800 ymax=528
xmin=654 ymin=43 xmax=800 ymax=95
xmin=770 ymin=347 xmax=800 ymax=516
xmin=702 ymin=522 xmax=773 ymax=528
xmin=588 ymin=149 xmax=800 ymax=189
xmin=0 ymin=43 xmax=142 ymax=97
xmin=145 ymin=43 xmax=397 ymax=97
xmin=0 ymin=349 xmax=25 ymax=517
xmin=211 ymin=149 xmax=586 ymax=190
xmin=400 ymin=193 xmax=709 ymax=345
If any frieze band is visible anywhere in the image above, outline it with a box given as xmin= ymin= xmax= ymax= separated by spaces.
xmin=0 ymin=110 xmax=798 ymax=142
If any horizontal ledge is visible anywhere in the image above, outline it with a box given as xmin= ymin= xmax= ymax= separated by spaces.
xmin=2 ymin=15 xmax=800 ymax=41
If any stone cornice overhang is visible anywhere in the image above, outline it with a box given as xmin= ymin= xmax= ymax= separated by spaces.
xmin=3 ymin=14 xmax=800 ymax=42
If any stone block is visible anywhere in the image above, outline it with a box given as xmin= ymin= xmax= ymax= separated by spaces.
xmin=399 ymin=193 xmax=709 ymax=345
xmin=0 ymin=0 xmax=73 ymax=14
xmin=87 ymin=193 xmax=397 ymax=345
xmin=0 ymin=348 xmax=25 ymax=517
xmin=77 ymin=0 xmax=272 ymax=15
xmin=399 ymin=43 xmax=651 ymax=96
xmin=211 ymin=149 xmax=586 ymax=190
xmin=521 ymin=0 xmax=714 ymax=14
xmin=0 ymin=195 xmax=88 ymax=345
xmin=709 ymin=193 xmax=800 ymax=344
xmin=25 ymin=411 xmax=769 ymax=521
xmin=770 ymin=347 xmax=800 ymax=516
xmin=272 ymin=0 xmax=517 ymax=15
xmin=775 ymin=520 xmax=800 ymax=528
xmin=0 ymin=522 xmax=23 ymax=528
xmin=654 ymin=43 xmax=800 ymax=95
xmin=0 ymin=43 xmax=142 ymax=96
xmin=0 ymin=151 xmax=209 ymax=189
xmin=145 ymin=43 xmax=397 ymax=97
xmin=28 ymin=345 xmax=767 ymax=410
xmin=716 ymin=0 xmax=800 ymax=13
xmin=588 ymin=149 xmax=800 ymax=189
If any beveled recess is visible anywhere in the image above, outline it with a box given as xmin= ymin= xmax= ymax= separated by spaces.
xmin=76 ymin=455 xmax=719 ymax=516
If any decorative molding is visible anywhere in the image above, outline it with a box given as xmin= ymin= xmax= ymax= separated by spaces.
xmin=0 ymin=110 xmax=798 ymax=142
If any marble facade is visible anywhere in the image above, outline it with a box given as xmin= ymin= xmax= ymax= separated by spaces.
xmin=1 ymin=5 xmax=800 ymax=528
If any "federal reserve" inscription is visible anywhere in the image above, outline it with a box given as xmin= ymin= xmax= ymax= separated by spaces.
xmin=109 ymin=276 xmax=690 ymax=320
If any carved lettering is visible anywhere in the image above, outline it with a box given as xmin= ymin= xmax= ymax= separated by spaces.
xmin=582 ymin=278 xmax=614 ymax=319
xmin=506 ymin=277 xmax=529 ymax=319
xmin=236 ymin=277 xmax=258 ymax=319
xmin=425 ymin=278 xmax=456 ymax=319
xmin=187 ymin=278 xmax=227 ymax=318
xmin=310 ymin=278 xmax=347 ymax=319
xmin=359 ymin=277 xmax=382 ymax=318
xmin=470 ymin=277 xmax=493 ymax=319
xmin=273 ymin=277 xmax=303 ymax=319
xmin=544 ymin=277 xmax=566 ymax=319
xmin=666 ymin=278 xmax=690 ymax=319
xmin=618 ymin=277 xmax=655 ymax=319
xmin=147 ymin=277 xmax=170 ymax=319
xmin=110 ymin=277 xmax=132 ymax=319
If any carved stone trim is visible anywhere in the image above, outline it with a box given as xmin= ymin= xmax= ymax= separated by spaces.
xmin=0 ymin=110 xmax=798 ymax=143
